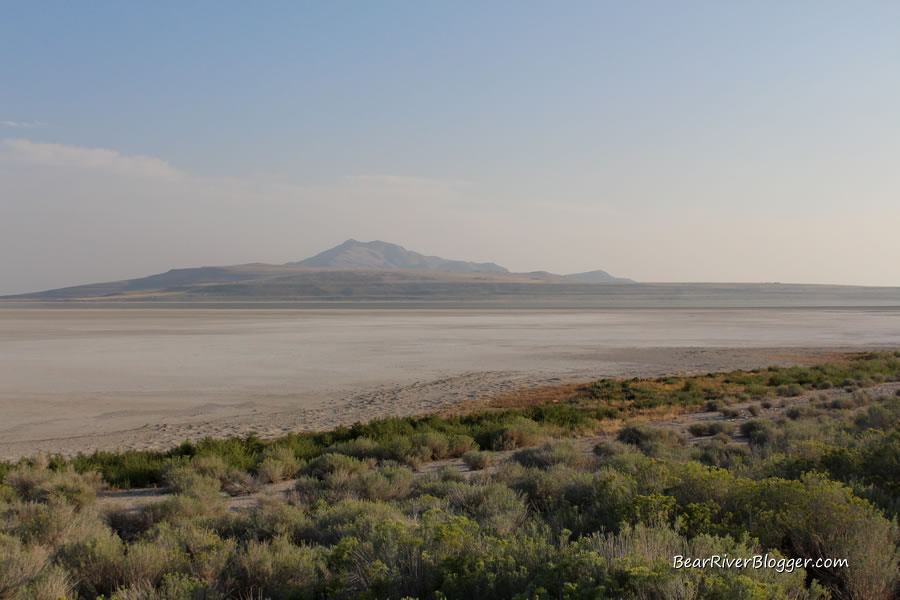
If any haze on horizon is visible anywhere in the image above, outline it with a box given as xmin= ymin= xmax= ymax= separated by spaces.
xmin=2 ymin=1 xmax=899 ymax=295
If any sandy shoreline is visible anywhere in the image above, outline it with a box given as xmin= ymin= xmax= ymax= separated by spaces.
xmin=0 ymin=345 xmax=884 ymax=460
xmin=1 ymin=307 xmax=898 ymax=460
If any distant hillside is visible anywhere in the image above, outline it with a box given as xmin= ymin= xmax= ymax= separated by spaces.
xmin=0 ymin=266 xmax=598 ymax=302
xmin=1 ymin=239 xmax=643 ymax=302
xmin=288 ymin=239 xmax=509 ymax=274
xmin=5 ymin=240 xmax=900 ymax=306
xmin=7 ymin=265 xmax=280 ymax=300
xmin=566 ymin=270 xmax=634 ymax=283
xmin=7 ymin=272 xmax=900 ymax=308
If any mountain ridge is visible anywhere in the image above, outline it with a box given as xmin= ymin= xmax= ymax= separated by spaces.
xmin=288 ymin=239 xmax=510 ymax=274
xmin=1 ymin=239 xmax=634 ymax=300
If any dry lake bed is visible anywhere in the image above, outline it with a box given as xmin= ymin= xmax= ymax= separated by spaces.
xmin=1 ymin=306 xmax=898 ymax=459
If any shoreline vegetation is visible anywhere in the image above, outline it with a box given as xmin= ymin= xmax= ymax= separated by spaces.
xmin=2 ymin=352 xmax=899 ymax=599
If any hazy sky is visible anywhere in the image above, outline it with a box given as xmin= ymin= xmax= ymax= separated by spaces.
xmin=2 ymin=1 xmax=899 ymax=294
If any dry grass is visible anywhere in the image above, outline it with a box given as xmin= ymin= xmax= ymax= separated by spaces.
xmin=486 ymin=382 xmax=587 ymax=410
xmin=454 ymin=351 xmax=867 ymax=420
xmin=754 ymin=350 xmax=853 ymax=367
xmin=437 ymin=381 xmax=587 ymax=418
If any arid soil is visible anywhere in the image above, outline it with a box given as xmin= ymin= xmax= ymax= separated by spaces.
xmin=1 ymin=307 xmax=898 ymax=460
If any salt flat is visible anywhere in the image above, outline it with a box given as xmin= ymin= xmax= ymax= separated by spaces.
xmin=1 ymin=306 xmax=898 ymax=459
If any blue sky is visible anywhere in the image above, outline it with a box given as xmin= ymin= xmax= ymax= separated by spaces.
xmin=2 ymin=1 xmax=899 ymax=292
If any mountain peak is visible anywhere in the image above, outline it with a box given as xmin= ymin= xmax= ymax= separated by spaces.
xmin=288 ymin=240 xmax=510 ymax=274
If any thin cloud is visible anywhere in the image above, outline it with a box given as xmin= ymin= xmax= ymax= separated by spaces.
xmin=346 ymin=174 xmax=473 ymax=188
xmin=1 ymin=121 xmax=47 ymax=128
xmin=0 ymin=138 xmax=183 ymax=180
xmin=548 ymin=201 xmax=615 ymax=218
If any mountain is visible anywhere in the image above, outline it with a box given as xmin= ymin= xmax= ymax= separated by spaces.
xmin=1 ymin=240 xmax=638 ymax=301
xmin=566 ymin=270 xmax=634 ymax=283
xmin=288 ymin=239 xmax=509 ymax=274
xmin=6 ymin=249 xmax=900 ymax=307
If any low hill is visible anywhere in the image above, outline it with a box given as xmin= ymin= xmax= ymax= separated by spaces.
xmin=566 ymin=270 xmax=634 ymax=283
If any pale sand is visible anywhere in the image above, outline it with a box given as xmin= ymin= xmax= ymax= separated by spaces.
xmin=1 ymin=307 xmax=898 ymax=460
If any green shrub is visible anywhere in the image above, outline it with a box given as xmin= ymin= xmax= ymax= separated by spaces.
xmin=23 ymin=565 xmax=74 ymax=600
xmin=826 ymin=396 xmax=853 ymax=410
xmin=483 ymin=417 xmax=545 ymax=451
xmin=327 ymin=437 xmax=387 ymax=461
xmin=255 ymin=445 xmax=303 ymax=484
xmin=4 ymin=467 xmax=48 ymax=498
xmin=592 ymin=440 xmax=632 ymax=459
xmin=586 ymin=523 xmax=823 ymax=600
xmin=232 ymin=535 xmax=326 ymax=599
xmin=744 ymin=383 xmax=769 ymax=397
xmin=384 ymin=437 xmax=430 ymax=469
xmin=349 ymin=466 xmax=416 ymax=502
xmin=739 ymin=419 xmax=779 ymax=446
xmin=704 ymin=400 xmax=724 ymax=412
xmin=302 ymin=499 xmax=408 ymax=546
xmin=854 ymin=402 xmax=900 ymax=430
xmin=221 ymin=467 xmax=260 ymax=496
xmin=525 ymin=403 xmax=592 ymax=428
xmin=786 ymin=405 xmax=821 ymax=420
xmin=257 ymin=458 xmax=291 ymax=484
xmin=688 ymin=421 xmax=735 ymax=437
xmin=8 ymin=497 xmax=97 ymax=547
xmin=851 ymin=389 xmax=872 ymax=406
xmin=441 ymin=483 xmax=528 ymax=534
xmin=461 ymin=450 xmax=494 ymax=471
xmin=5 ymin=465 xmax=103 ymax=508
xmin=187 ymin=455 xmax=228 ymax=481
xmin=0 ymin=534 xmax=50 ymax=598
xmin=140 ymin=522 xmax=236 ymax=584
xmin=162 ymin=465 xmax=221 ymax=498
xmin=55 ymin=523 xmax=125 ymax=597
xmin=777 ymin=383 xmax=806 ymax=397
xmin=140 ymin=493 xmax=227 ymax=527
xmin=412 ymin=432 xmax=451 ymax=460
xmin=302 ymin=453 xmax=372 ymax=481
xmin=510 ymin=442 xmax=592 ymax=470
xmin=693 ymin=439 xmax=750 ymax=467
xmin=291 ymin=475 xmax=330 ymax=506
xmin=110 ymin=574 xmax=210 ymax=600
xmin=68 ymin=449 xmax=169 ymax=489
xmin=617 ymin=425 xmax=685 ymax=456
xmin=119 ymin=538 xmax=174 ymax=588
xmin=446 ymin=434 xmax=477 ymax=457
xmin=754 ymin=474 xmax=900 ymax=599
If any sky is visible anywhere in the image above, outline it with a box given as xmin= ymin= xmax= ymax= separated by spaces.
xmin=2 ymin=1 xmax=899 ymax=294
